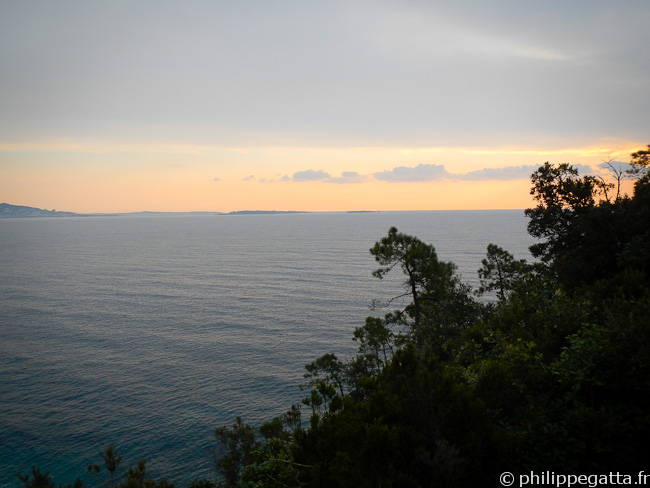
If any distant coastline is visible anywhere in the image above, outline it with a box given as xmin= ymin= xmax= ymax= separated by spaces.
xmin=0 ymin=203 xmax=522 ymax=219
xmin=0 ymin=203 xmax=309 ymax=218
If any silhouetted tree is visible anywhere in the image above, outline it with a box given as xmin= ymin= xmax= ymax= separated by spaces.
xmin=477 ymin=244 xmax=528 ymax=300
xmin=87 ymin=444 xmax=122 ymax=486
xmin=214 ymin=417 xmax=257 ymax=487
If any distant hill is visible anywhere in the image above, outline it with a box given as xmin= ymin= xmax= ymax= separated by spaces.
xmin=0 ymin=203 xmax=80 ymax=218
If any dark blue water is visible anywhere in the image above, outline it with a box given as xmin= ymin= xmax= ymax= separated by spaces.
xmin=0 ymin=210 xmax=534 ymax=486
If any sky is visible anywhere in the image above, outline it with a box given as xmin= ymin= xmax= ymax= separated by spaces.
xmin=1 ymin=0 xmax=649 ymax=213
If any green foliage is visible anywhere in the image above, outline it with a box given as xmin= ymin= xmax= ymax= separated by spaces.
xmin=87 ymin=444 xmax=122 ymax=486
xmin=525 ymin=160 xmax=650 ymax=290
xmin=116 ymin=460 xmax=172 ymax=488
xmin=547 ymin=293 xmax=650 ymax=471
xmin=18 ymin=467 xmax=55 ymax=488
xmin=212 ymin=406 xmax=306 ymax=488
xmin=100 ymin=445 xmax=122 ymax=481
xmin=370 ymin=227 xmax=465 ymax=329
xmin=352 ymin=316 xmax=397 ymax=373
xmin=369 ymin=226 xmax=481 ymax=359
xmin=186 ymin=480 xmax=216 ymax=488
xmin=239 ymin=438 xmax=303 ymax=488
xmin=214 ymin=417 xmax=257 ymax=487
xmin=525 ymin=162 xmax=604 ymax=272
xmin=477 ymin=244 xmax=528 ymax=300
xmin=301 ymin=353 xmax=348 ymax=424
xmin=629 ymin=144 xmax=650 ymax=185
xmin=293 ymin=346 xmax=497 ymax=487
xmin=303 ymin=353 xmax=346 ymax=398
xmin=18 ymin=467 xmax=75 ymax=488
xmin=20 ymin=446 xmax=173 ymax=488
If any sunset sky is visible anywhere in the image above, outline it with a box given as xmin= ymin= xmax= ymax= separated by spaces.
xmin=1 ymin=1 xmax=649 ymax=213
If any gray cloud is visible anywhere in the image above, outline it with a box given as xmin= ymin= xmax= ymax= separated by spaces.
xmin=373 ymin=163 xmax=614 ymax=182
xmin=374 ymin=164 xmax=451 ymax=182
xmin=572 ymin=164 xmax=599 ymax=175
xmin=598 ymin=161 xmax=636 ymax=174
xmin=212 ymin=177 xmax=221 ymax=182
xmin=373 ymin=163 xmax=554 ymax=182
xmin=242 ymin=175 xmax=255 ymax=181
xmin=324 ymin=171 xmax=369 ymax=184
xmin=290 ymin=169 xmax=331 ymax=182
xmin=460 ymin=165 xmax=540 ymax=181
xmin=275 ymin=162 xmax=610 ymax=185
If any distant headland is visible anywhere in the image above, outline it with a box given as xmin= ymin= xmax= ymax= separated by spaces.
xmin=0 ymin=203 xmax=90 ymax=218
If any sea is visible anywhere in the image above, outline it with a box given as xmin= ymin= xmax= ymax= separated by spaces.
xmin=0 ymin=210 xmax=535 ymax=487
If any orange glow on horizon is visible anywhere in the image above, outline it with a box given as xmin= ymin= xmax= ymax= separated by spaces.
xmin=1 ymin=139 xmax=645 ymax=214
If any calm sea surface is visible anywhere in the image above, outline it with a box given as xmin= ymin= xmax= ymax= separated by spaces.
xmin=0 ymin=211 xmax=534 ymax=486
